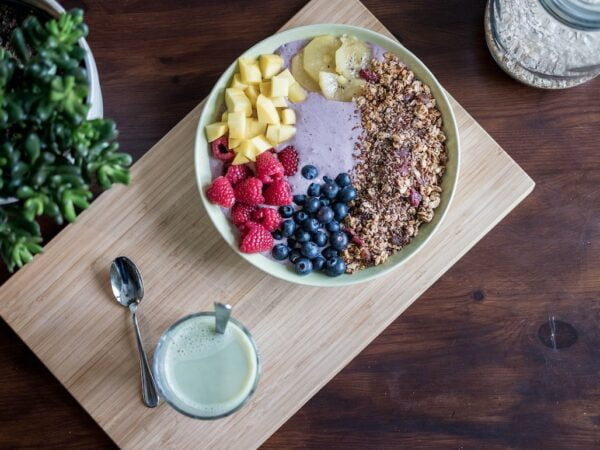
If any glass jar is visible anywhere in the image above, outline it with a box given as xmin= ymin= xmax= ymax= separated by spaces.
xmin=485 ymin=0 xmax=600 ymax=88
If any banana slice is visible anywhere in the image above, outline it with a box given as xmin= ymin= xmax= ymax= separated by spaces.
xmin=303 ymin=35 xmax=342 ymax=82
xmin=318 ymin=71 xmax=366 ymax=102
xmin=291 ymin=52 xmax=320 ymax=92
xmin=335 ymin=35 xmax=371 ymax=79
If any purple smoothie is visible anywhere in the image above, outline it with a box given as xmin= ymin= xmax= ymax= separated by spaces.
xmin=283 ymin=92 xmax=361 ymax=193
xmin=276 ymin=40 xmax=385 ymax=193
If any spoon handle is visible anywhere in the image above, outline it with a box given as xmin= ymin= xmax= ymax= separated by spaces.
xmin=132 ymin=310 xmax=160 ymax=408
xmin=214 ymin=302 xmax=232 ymax=334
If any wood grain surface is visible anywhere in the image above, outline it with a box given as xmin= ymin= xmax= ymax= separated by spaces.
xmin=0 ymin=0 xmax=534 ymax=446
xmin=0 ymin=0 xmax=597 ymax=449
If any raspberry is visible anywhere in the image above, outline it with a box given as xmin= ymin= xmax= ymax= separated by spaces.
xmin=263 ymin=178 xmax=292 ymax=206
xmin=206 ymin=176 xmax=235 ymax=208
xmin=211 ymin=136 xmax=235 ymax=161
xmin=277 ymin=146 xmax=299 ymax=176
xmin=225 ymin=164 xmax=252 ymax=186
xmin=237 ymin=220 xmax=258 ymax=238
xmin=359 ymin=68 xmax=379 ymax=83
xmin=231 ymin=203 xmax=257 ymax=226
xmin=256 ymin=151 xmax=284 ymax=184
xmin=250 ymin=208 xmax=264 ymax=222
xmin=251 ymin=207 xmax=282 ymax=231
xmin=234 ymin=177 xmax=264 ymax=205
xmin=239 ymin=223 xmax=273 ymax=253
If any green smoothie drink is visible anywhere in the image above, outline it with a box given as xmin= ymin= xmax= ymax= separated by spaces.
xmin=153 ymin=312 xmax=260 ymax=419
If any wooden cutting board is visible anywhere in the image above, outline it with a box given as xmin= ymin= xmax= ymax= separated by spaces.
xmin=0 ymin=0 xmax=534 ymax=448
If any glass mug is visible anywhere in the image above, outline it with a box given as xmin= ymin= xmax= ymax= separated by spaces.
xmin=485 ymin=0 xmax=600 ymax=88
xmin=153 ymin=305 xmax=260 ymax=419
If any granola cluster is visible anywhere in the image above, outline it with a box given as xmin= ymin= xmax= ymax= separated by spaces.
xmin=342 ymin=53 xmax=448 ymax=272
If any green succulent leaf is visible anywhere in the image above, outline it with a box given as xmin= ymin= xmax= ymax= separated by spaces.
xmin=0 ymin=9 xmax=131 ymax=271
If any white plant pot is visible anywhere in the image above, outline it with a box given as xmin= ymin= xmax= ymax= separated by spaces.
xmin=19 ymin=0 xmax=104 ymax=119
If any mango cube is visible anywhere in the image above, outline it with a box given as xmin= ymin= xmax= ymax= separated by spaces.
xmin=245 ymin=85 xmax=259 ymax=105
xmin=250 ymin=135 xmax=273 ymax=154
xmin=225 ymin=88 xmax=252 ymax=116
xmin=271 ymin=96 xmax=288 ymax=108
xmin=266 ymin=124 xmax=296 ymax=144
xmin=259 ymin=80 xmax=272 ymax=97
xmin=229 ymin=138 xmax=242 ymax=149
xmin=221 ymin=111 xmax=228 ymax=122
xmin=271 ymin=73 xmax=289 ymax=97
xmin=279 ymin=124 xmax=296 ymax=142
xmin=205 ymin=121 xmax=228 ymax=142
xmin=277 ymin=69 xmax=296 ymax=87
xmin=280 ymin=108 xmax=296 ymax=125
xmin=256 ymin=94 xmax=280 ymax=125
xmin=288 ymin=82 xmax=307 ymax=103
xmin=266 ymin=124 xmax=281 ymax=145
xmin=247 ymin=118 xmax=267 ymax=138
xmin=238 ymin=58 xmax=262 ymax=84
xmin=237 ymin=140 xmax=259 ymax=162
xmin=229 ymin=73 xmax=248 ymax=90
xmin=227 ymin=111 xmax=247 ymax=139
xmin=259 ymin=54 xmax=284 ymax=79
xmin=232 ymin=151 xmax=250 ymax=165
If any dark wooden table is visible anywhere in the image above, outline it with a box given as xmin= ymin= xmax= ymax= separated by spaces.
xmin=1 ymin=0 xmax=599 ymax=448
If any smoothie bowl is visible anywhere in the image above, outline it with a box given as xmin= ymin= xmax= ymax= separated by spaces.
xmin=195 ymin=24 xmax=459 ymax=287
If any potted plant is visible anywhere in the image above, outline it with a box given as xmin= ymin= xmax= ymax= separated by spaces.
xmin=0 ymin=5 xmax=131 ymax=271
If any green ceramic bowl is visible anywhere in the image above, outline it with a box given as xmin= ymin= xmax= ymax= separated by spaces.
xmin=194 ymin=24 xmax=460 ymax=287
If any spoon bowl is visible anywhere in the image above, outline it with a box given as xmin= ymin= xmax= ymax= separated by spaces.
xmin=110 ymin=256 xmax=144 ymax=307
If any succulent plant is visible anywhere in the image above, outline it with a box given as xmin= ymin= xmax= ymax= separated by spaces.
xmin=0 ymin=8 xmax=131 ymax=271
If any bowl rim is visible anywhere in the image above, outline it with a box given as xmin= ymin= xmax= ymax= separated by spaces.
xmin=194 ymin=24 xmax=460 ymax=287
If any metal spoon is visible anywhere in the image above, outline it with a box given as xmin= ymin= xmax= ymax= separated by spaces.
xmin=110 ymin=256 xmax=160 ymax=408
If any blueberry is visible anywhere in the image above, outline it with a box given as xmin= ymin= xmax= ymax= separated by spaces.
xmin=287 ymin=238 xmax=298 ymax=249
xmin=278 ymin=205 xmax=294 ymax=218
xmin=312 ymin=230 xmax=328 ymax=247
xmin=271 ymin=244 xmax=289 ymax=260
xmin=325 ymin=257 xmax=346 ymax=277
xmin=303 ymin=218 xmax=320 ymax=233
xmin=312 ymin=256 xmax=326 ymax=271
xmin=289 ymin=249 xmax=302 ymax=263
xmin=332 ymin=202 xmax=349 ymax=221
xmin=303 ymin=197 xmax=321 ymax=214
xmin=326 ymin=220 xmax=341 ymax=232
xmin=301 ymin=241 xmax=319 ymax=259
xmin=316 ymin=206 xmax=334 ymax=224
xmin=293 ymin=194 xmax=306 ymax=206
xmin=293 ymin=210 xmax=309 ymax=224
xmin=319 ymin=198 xmax=331 ymax=207
xmin=272 ymin=230 xmax=283 ymax=240
xmin=338 ymin=186 xmax=357 ymax=203
xmin=323 ymin=176 xmax=334 ymax=184
xmin=307 ymin=182 xmax=321 ymax=197
xmin=335 ymin=173 xmax=351 ymax=187
xmin=294 ymin=229 xmax=311 ymax=242
xmin=322 ymin=247 xmax=339 ymax=260
xmin=281 ymin=220 xmax=296 ymax=237
xmin=301 ymin=165 xmax=318 ymax=180
xmin=321 ymin=182 xmax=339 ymax=199
xmin=294 ymin=257 xmax=313 ymax=275
xmin=330 ymin=231 xmax=349 ymax=250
